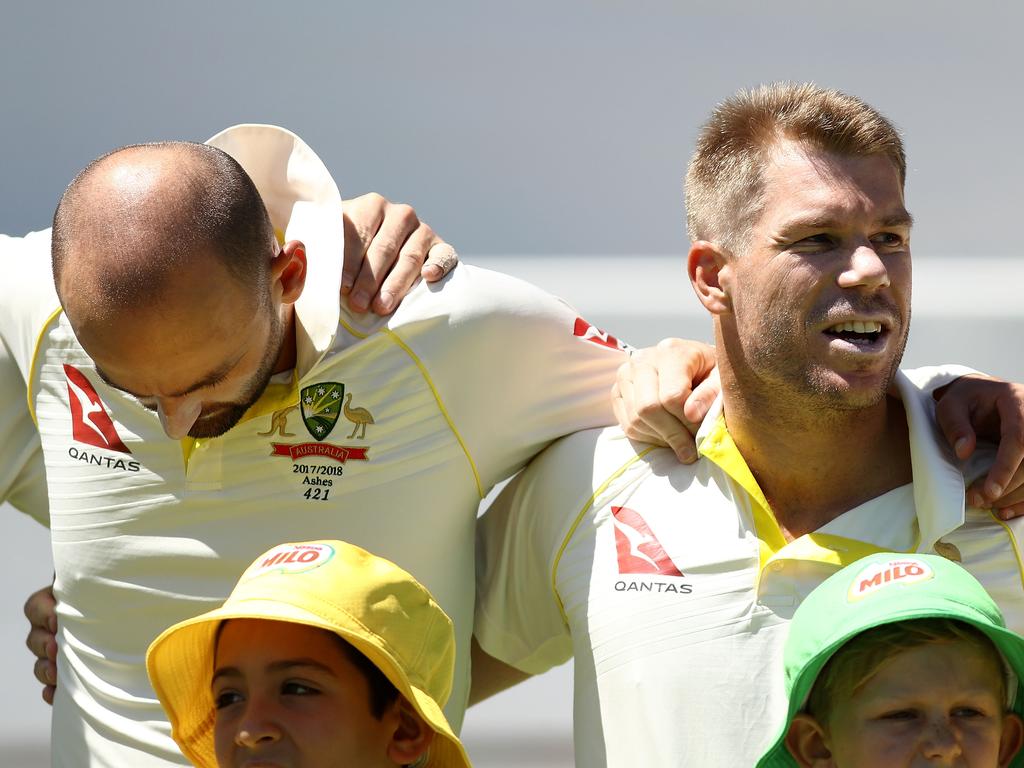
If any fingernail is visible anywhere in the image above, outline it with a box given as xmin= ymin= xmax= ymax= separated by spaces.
xmin=351 ymin=290 xmax=369 ymax=311
xmin=987 ymin=481 xmax=1003 ymax=499
xmin=49 ymin=617 xmax=57 ymax=634
xmin=954 ymin=437 xmax=969 ymax=456
xmin=423 ymin=264 xmax=442 ymax=281
xmin=377 ymin=291 xmax=395 ymax=314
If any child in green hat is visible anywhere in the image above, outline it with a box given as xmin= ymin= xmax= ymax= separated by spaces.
xmin=758 ymin=553 xmax=1024 ymax=768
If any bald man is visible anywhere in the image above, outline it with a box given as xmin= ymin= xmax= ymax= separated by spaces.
xmin=1 ymin=124 xmax=630 ymax=766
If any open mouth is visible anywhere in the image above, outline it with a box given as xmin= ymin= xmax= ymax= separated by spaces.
xmin=823 ymin=320 xmax=886 ymax=347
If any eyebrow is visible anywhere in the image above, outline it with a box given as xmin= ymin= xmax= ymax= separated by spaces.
xmin=95 ymin=352 xmax=245 ymax=400
xmin=778 ymin=210 xmax=915 ymax=234
xmin=211 ymin=658 xmax=338 ymax=686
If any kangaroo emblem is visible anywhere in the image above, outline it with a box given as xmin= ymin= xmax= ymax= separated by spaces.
xmin=258 ymin=405 xmax=299 ymax=437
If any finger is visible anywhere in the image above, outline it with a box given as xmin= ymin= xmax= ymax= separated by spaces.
xmin=683 ymin=367 xmax=720 ymax=426
xmin=23 ymin=584 xmax=57 ymax=634
xmin=996 ymin=502 xmax=1024 ymax=521
xmin=422 ymin=241 xmax=459 ymax=283
xmin=341 ymin=194 xmax=386 ymax=297
xmin=350 ymin=203 xmax=419 ymax=313
xmin=26 ymin=625 xmax=57 ymax=663
xmin=33 ymin=655 xmax=57 ymax=688
xmin=933 ymin=393 xmax=978 ymax=461
xmin=613 ymin=369 xmax=661 ymax=444
xmin=370 ymin=224 xmax=435 ymax=315
xmin=42 ymin=684 xmax=55 ymax=706
xmin=977 ymin=398 xmax=1024 ymax=505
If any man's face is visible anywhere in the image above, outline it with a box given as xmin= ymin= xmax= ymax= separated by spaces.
xmin=819 ymin=639 xmax=1022 ymax=767
xmin=212 ymin=619 xmax=399 ymax=768
xmin=71 ymin=251 xmax=284 ymax=440
xmin=720 ymin=140 xmax=912 ymax=410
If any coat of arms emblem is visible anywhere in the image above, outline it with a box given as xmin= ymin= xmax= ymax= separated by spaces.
xmin=299 ymin=383 xmax=344 ymax=441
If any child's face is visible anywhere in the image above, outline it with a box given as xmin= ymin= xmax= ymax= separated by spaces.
xmin=212 ymin=619 xmax=399 ymax=768
xmin=801 ymin=639 xmax=1023 ymax=767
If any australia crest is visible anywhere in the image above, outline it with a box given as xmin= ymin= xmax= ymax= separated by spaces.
xmin=300 ymin=383 xmax=344 ymax=441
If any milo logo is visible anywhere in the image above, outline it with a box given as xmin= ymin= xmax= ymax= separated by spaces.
xmin=246 ymin=543 xmax=335 ymax=579
xmin=848 ymin=558 xmax=933 ymax=601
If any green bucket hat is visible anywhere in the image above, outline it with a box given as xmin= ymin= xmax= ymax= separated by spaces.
xmin=757 ymin=552 xmax=1024 ymax=768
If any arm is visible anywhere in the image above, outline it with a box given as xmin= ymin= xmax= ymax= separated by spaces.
xmin=469 ymin=636 xmax=533 ymax=706
xmin=614 ymin=344 xmax=1024 ymax=516
xmin=341 ymin=193 xmax=458 ymax=314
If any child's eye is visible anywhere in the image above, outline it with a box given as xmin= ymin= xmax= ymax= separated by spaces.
xmin=214 ymin=690 xmax=243 ymax=710
xmin=879 ymin=709 xmax=918 ymax=721
xmin=952 ymin=706 xmax=987 ymax=718
xmin=282 ymin=681 xmax=320 ymax=696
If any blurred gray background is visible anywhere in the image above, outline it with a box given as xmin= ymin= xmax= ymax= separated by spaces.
xmin=2 ymin=2 xmax=1023 ymax=765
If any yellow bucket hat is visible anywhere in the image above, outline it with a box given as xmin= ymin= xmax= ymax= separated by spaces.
xmin=146 ymin=540 xmax=472 ymax=768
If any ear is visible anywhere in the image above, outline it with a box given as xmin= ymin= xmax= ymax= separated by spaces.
xmin=784 ymin=714 xmax=836 ymax=768
xmin=386 ymin=697 xmax=435 ymax=766
xmin=998 ymin=712 xmax=1024 ymax=767
xmin=270 ymin=240 xmax=308 ymax=305
xmin=687 ymin=240 xmax=731 ymax=315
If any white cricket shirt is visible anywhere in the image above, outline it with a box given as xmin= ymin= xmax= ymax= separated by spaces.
xmin=0 ymin=124 xmax=626 ymax=767
xmin=476 ymin=369 xmax=1024 ymax=767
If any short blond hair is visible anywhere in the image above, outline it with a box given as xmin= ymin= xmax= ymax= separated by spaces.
xmin=806 ymin=618 xmax=1006 ymax=726
xmin=685 ymin=82 xmax=906 ymax=250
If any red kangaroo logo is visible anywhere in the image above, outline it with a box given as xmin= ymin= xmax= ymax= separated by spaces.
xmin=611 ymin=506 xmax=683 ymax=576
xmin=64 ymin=364 xmax=131 ymax=453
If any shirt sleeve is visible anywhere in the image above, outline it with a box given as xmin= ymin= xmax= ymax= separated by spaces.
xmin=475 ymin=432 xmax=604 ymax=675
xmin=0 ymin=230 xmax=59 ymax=525
xmin=389 ymin=264 xmax=626 ymax=496
xmin=901 ymin=364 xmax=979 ymax=393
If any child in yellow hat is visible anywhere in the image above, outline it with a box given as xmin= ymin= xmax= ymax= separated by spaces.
xmin=146 ymin=540 xmax=472 ymax=768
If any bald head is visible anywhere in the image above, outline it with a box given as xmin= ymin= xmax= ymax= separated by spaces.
xmin=51 ymin=141 xmax=276 ymax=321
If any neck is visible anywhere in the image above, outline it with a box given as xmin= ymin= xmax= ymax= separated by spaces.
xmin=719 ymin=377 xmax=913 ymax=541
xmin=272 ymin=304 xmax=298 ymax=374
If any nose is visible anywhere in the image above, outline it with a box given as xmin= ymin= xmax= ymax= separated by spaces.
xmin=156 ymin=398 xmax=202 ymax=440
xmin=919 ymin=718 xmax=961 ymax=762
xmin=234 ymin=697 xmax=282 ymax=749
xmin=837 ymin=244 xmax=890 ymax=291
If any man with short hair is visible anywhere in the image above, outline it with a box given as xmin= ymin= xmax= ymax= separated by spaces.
xmin=473 ymin=82 xmax=1024 ymax=767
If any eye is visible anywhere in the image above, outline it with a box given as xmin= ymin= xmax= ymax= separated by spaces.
xmin=214 ymin=690 xmax=244 ymax=710
xmin=878 ymin=709 xmax=919 ymax=721
xmin=870 ymin=232 xmax=906 ymax=249
xmin=795 ymin=234 xmax=836 ymax=248
xmin=282 ymin=681 xmax=320 ymax=696
xmin=952 ymin=706 xmax=988 ymax=719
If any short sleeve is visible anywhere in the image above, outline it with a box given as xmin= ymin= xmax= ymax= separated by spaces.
xmin=475 ymin=429 xmax=610 ymax=674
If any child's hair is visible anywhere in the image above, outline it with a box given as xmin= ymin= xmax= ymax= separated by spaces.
xmin=805 ymin=617 xmax=1006 ymax=725
xmin=332 ymin=633 xmax=400 ymax=718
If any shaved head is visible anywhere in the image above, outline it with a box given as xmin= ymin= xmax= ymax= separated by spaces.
xmin=51 ymin=141 xmax=276 ymax=321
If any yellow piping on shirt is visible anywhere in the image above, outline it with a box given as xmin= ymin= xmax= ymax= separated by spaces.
xmin=338 ymin=316 xmax=369 ymax=340
xmin=380 ymin=327 xmax=485 ymax=499
xmin=27 ymin=306 xmax=64 ymax=427
xmin=552 ymin=446 xmax=659 ymax=624
xmin=991 ymin=512 xmax=1024 ymax=593
xmin=698 ymin=414 xmax=787 ymax=570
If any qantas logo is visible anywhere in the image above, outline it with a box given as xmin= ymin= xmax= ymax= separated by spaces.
xmin=611 ymin=506 xmax=683 ymax=576
xmin=64 ymin=364 xmax=131 ymax=453
xmin=573 ymin=317 xmax=628 ymax=352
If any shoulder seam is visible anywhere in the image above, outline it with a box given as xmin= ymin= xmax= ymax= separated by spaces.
xmin=990 ymin=512 xmax=1024 ymax=594
xmin=27 ymin=307 xmax=64 ymax=427
xmin=552 ymin=445 xmax=659 ymax=624
xmin=380 ymin=327 xmax=485 ymax=499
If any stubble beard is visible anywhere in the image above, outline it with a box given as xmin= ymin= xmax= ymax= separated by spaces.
xmin=746 ymin=298 xmax=909 ymax=417
xmin=186 ymin=308 xmax=286 ymax=439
